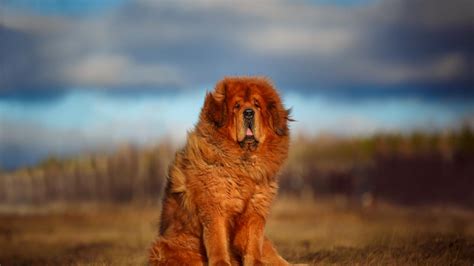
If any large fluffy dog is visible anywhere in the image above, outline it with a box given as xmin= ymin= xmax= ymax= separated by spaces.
xmin=149 ymin=77 xmax=291 ymax=266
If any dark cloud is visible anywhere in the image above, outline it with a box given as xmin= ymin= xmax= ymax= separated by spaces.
xmin=0 ymin=24 xmax=44 ymax=89
xmin=359 ymin=0 xmax=474 ymax=86
xmin=0 ymin=0 xmax=472 ymax=99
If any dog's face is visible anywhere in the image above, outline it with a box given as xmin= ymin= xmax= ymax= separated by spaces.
xmin=201 ymin=77 xmax=290 ymax=151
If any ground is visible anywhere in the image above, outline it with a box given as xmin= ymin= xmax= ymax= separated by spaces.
xmin=0 ymin=197 xmax=473 ymax=265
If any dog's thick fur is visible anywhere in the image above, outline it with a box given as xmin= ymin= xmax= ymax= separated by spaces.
xmin=149 ymin=77 xmax=291 ymax=266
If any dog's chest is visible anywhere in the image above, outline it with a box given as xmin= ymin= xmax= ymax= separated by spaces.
xmin=221 ymin=174 xmax=258 ymax=215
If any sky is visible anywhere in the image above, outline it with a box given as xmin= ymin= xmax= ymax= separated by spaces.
xmin=0 ymin=0 xmax=473 ymax=169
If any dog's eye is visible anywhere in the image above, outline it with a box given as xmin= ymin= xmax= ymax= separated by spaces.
xmin=234 ymin=103 xmax=240 ymax=109
xmin=254 ymin=100 xmax=261 ymax=108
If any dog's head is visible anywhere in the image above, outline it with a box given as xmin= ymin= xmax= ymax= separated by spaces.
xmin=201 ymin=77 xmax=291 ymax=151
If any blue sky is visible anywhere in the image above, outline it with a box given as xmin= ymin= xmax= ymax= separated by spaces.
xmin=2 ymin=0 xmax=125 ymax=15
xmin=3 ymin=0 xmax=375 ymax=15
xmin=0 ymin=0 xmax=473 ymax=169
xmin=1 ymin=88 xmax=473 ymax=170
xmin=2 ymin=88 xmax=470 ymax=140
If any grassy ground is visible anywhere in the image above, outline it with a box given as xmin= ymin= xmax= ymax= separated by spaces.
xmin=0 ymin=197 xmax=473 ymax=265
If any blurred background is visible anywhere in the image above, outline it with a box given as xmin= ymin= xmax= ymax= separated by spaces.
xmin=0 ymin=0 xmax=473 ymax=264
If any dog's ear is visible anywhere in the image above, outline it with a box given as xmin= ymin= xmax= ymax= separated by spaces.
xmin=202 ymin=81 xmax=227 ymax=127
xmin=268 ymin=102 xmax=291 ymax=136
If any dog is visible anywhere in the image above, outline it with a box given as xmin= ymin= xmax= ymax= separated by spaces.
xmin=149 ymin=76 xmax=291 ymax=266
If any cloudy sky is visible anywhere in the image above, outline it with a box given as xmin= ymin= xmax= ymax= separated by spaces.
xmin=0 ymin=0 xmax=473 ymax=169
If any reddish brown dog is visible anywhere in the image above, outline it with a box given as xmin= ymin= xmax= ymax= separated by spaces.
xmin=149 ymin=77 xmax=291 ymax=266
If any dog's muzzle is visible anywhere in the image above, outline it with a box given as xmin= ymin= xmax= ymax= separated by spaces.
xmin=240 ymin=108 xmax=258 ymax=150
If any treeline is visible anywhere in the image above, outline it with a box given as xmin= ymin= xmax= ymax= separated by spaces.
xmin=280 ymin=125 xmax=474 ymax=208
xmin=0 ymin=144 xmax=174 ymax=204
xmin=1 ymin=126 xmax=473 ymax=207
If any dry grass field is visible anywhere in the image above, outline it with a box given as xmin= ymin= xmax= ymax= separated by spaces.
xmin=1 ymin=197 xmax=473 ymax=265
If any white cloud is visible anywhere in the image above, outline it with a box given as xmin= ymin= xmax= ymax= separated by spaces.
xmin=61 ymin=54 xmax=182 ymax=87
xmin=0 ymin=8 xmax=72 ymax=33
xmin=245 ymin=26 xmax=356 ymax=56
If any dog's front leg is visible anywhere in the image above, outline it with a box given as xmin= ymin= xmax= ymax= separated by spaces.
xmin=233 ymin=211 xmax=266 ymax=266
xmin=201 ymin=212 xmax=231 ymax=266
xmin=233 ymin=182 xmax=278 ymax=266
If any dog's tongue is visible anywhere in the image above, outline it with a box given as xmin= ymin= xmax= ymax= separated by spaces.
xmin=246 ymin=128 xmax=254 ymax=136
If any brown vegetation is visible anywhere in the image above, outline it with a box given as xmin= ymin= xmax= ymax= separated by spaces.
xmin=1 ymin=126 xmax=473 ymax=208
xmin=281 ymin=125 xmax=474 ymax=208
xmin=0 ymin=143 xmax=173 ymax=204
xmin=0 ymin=198 xmax=473 ymax=265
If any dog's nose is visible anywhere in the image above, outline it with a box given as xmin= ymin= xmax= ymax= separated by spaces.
xmin=244 ymin=108 xmax=254 ymax=119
